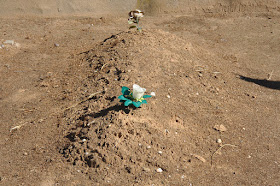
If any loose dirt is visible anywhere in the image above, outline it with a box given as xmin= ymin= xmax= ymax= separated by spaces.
xmin=0 ymin=2 xmax=279 ymax=185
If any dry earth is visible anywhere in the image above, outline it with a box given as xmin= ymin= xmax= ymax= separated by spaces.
xmin=0 ymin=2 xmax=280 ymax=186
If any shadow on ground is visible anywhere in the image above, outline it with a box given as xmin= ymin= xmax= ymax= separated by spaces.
xmin=239 ymin=75 xmax=280 ymax=90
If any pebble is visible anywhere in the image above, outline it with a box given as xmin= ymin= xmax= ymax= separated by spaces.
xmin=146 ymin=145 xmax=151 ymax=149
xmin=217 ymin=139 xmax=222 ymax=143
xmin=82 ymin=139 xmax=87 ymax=142
xmin=15 ymin=43 xmax=21 ymax=48
xmin=213 ymin=124 xmax=227 ymax=132
xmin=167 ymin=95 xmax=171 ymax=98
xmin=156 ymin=168 xmax=163 ymax=173
xmin=181 ymin=175 xmax=185 ymax=179
xmin=151 ymin=92 xmax=156 ymax=96
xmin=143 ymin=167 xmax=150 ymax=172
xmin=54 ymin=43 xmax=59 ymax=47
xmin=158 ymin=151 xmax=163 ymax=154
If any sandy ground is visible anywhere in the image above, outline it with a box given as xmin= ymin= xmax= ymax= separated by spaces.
xmin=0 ymin=1 xmax=280 ymax=185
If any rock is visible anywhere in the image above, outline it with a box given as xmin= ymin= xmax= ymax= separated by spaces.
xmin=142 ymin=167 xmax=150 ymax=172
xmin=15 ymin=43 xmax=21 ymax=48
xmin=167 ymin=95 xmax=171 ymax=98
xmin=54 ymin=43 xmax=59 ymax=47
xmin=217 ymin=139 xmax=222 ymax=144
xmin=146 ymin=145 xmax=151 ymax=149
xmin=156 ymin=168 xmax=163 ymax=173
xmin=158 ymin=151 xmax=163 ymax=154
xmin=151 ymin=92 xmax=156 ymax=96
xmin=213 ymin=124 xmax=227 ymax=132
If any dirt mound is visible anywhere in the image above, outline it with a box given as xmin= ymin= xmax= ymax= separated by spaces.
xmin=57 ymin=29 xmax=242 ymax=184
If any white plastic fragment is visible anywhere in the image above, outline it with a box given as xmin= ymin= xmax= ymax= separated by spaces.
xmin=151 ymin=92 xmax=156 ymax=96
xmin=4 ymin=40 xmax=14 ymax=45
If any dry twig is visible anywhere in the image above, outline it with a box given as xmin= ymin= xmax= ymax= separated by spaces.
xmin=65 ymin=91 xmax=103 ymax=110
xmin=267 ymin=70 xmax=274 ymax=80
xmin=100 ymin=63 xmax=107 ymax=71
xmin=10 ymin=123 xmax=27 ymax=132
xmin=211 ymin=144 xmax=238 ymax=166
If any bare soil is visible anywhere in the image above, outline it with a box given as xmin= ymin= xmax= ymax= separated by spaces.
xmin=0 ymin=6 xmax=280 ymax=186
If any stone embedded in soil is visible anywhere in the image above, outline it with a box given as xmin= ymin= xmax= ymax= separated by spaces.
xmin=213 ymin=124 xmax=227 ymax=132
xmin=15 ymin=43 xmax=21 ymax=48
xmin=143 ymin=167 xmax=151 ymax=172
xmin=156 ymin=168 xmax=163 ymax=173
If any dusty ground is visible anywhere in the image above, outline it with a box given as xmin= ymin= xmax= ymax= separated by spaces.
xmin=0 ymin=6 xmax=280 ymax=186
